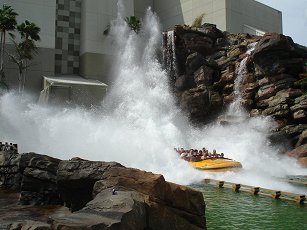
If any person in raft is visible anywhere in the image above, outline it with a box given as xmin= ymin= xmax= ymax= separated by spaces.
xmin=175 ymin=147 xmax=225 ymax=161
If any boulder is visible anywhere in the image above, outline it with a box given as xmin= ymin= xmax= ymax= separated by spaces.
xmin=185 ymin=53 xmax=205 ymax=75
xmin=252 ymin=33 xmax=304 ymax=76
xmin=57 ymin=159 xmax=123 ymax=211
xmin=50 ymin=188 xmax=147 ymax=230
xmin=18 ymin=153 xmax=62 ymax=206
xmin=181 ymin=33 xmax=214 ymax=56
xmin=194 ymin=65 xmax=215 ymax=86
xmin=179 ymin=87 xmax=222 ymax=121
xmin=54 ymin=160 xmax=206 ymax=230
xmin=253 ymin=33 xmax=295 ymax=58
xmin=8 ymin=220 xmax=51 ymax=230
xmin=288 ymin=144 xmax=307 ymax=158
xmin=227 ymin=45 xmax=247 ymax=59
xmin=174 ymin=23 xmax=223 ymax=41
xmin=292 ymin=110 xmax=307 ymax=122
xmin=297 ymin=157 xmax=307 ymax=167
xmin=175 ymin=75 xmax=196 ymax=91
xmin=295 ymin=130 xmax=307 ymax=147
xmin=0 ymin=151 xmax=21 ymax=189
xmin=256 ymin=84 xmax=276 ymax=101
xmin=262 ymin=104 xmax=289 ymax=118
xmin=1 ymin=152 xmax=62 ymax=205
xmin=290 ymin=95 xmax=307 ymax=112
xmin=198 ymin=23 xmax=224 ymax=40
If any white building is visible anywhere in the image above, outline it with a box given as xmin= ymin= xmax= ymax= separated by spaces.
xmin=0 ymin=0 xmax=282 ymax=96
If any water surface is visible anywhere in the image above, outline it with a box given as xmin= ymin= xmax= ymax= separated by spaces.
xmin=192 ymin=184 xmax=307 ymax=230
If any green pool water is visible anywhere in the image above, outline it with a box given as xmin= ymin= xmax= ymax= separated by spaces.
xmin=192 ymin=184 xmax=307 ymax=230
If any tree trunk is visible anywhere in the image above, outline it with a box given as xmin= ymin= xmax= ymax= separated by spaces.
xmin=0 ymin=31 xmax=4 ymax=79
xmin=0 ymin=32 xmax=3 ymax=68
xmin=22 ymin=60 xmax=27 ymax=93
xmin=18 ymin=61 xmax=23 ymax=93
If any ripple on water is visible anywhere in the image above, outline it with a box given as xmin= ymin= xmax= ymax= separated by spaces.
xmin=191 ymin=185 xmax=307 ymax=230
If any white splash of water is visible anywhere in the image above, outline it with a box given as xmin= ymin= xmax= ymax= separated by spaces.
xmin=0 ymin=7 xmax=306 ymax=193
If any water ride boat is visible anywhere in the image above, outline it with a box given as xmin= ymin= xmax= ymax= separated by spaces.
xmin=175 ymin=147 xmax=242 ymax=172
xmin=189 ymin=158 xmax=242 ymax=172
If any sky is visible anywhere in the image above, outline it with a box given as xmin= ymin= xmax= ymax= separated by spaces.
xmin=256 ymin=0 xmax=307 ymax=46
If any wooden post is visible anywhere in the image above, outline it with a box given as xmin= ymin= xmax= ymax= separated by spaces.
xmin=295 ymin=195 xmax=306 ymax=204
xmin=218 ymin=181 xmax=224 ymax=188
xmin=251 ymin=187 xmax=260 ymax=195
xmin=272 ymin=191 xmax=281 ymax=199
xmin=232 ymin=184 xmax=241 ymax=192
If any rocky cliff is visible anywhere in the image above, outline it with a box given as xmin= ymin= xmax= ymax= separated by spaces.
xmin=0 ymin=150 xmax=206 ymax=230
xmin=166 ymin=24 xmax=307 ymax=166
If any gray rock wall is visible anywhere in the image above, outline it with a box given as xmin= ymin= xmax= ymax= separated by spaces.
xmin=169 ymin=24 xmax=307 ymax=164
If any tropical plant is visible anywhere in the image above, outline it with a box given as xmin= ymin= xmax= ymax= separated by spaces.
xmin=17 ymin=20 xmax=40 ymax=42
xmin=9 ymin=20 xmax=40 ymax=93
xmin=125 ymin=16 xmax=141 ymax=33
xmin=191 ymin=13 xmax=205 ymax=27
xmin=0 ymin=4 xmax=18 ymax=81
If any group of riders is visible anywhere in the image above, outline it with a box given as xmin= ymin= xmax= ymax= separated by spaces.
xmin=175 ymin=147 xmax=225 ymax=162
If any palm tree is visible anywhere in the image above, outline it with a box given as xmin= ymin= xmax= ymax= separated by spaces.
xmin=11 ymin=20 xmax=40 ymax=92
xmin=17 ymin=20 xmax=40 ymax=42
xmin=8 ymin=40 xmax=29 ymax=92
xmin=0 ymin=4 xmax=18 ymax=82
xmin=125 ymin=16 xmax=141 ymax=33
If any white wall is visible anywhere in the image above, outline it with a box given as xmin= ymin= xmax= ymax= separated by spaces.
xmin=0 ymin=0 xmax=56 ymax=48
xmin=80 ymin=0 xmax=134 ymax=56
xmin=153 ymin=0 xmax=227 ymax=31
xmin=226 ymin=0 xmax=282 ymax=34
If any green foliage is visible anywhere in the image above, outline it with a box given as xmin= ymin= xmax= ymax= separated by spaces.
xmin=16 ymin=20 xmax=40 ymax=61
xmin=0 ymin=4 xmax=18 ymax=81
xmin=0 ymin=4 xmax=18 ymax=32
xmin=125 ymin=16 xmax=141 ymax=33
xmin=8 ymin=39 xmax=37 ymax=68
xmin=17 ymin=20 xmax=40 ymax=41
xmin=191 ymin=13 xmax=205 ymax=27
xmin=9 ymin=20 xmax=40 ymax=93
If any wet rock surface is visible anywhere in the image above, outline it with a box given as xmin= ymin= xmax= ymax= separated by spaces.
xmin=166 ymin=23 xmax=307 ymax=165
xmin=0 ymin=151 xmax=206 ymax=229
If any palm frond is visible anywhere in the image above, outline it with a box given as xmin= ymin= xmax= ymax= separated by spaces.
xmin=191 ymin=13 xmax=205 ymax=27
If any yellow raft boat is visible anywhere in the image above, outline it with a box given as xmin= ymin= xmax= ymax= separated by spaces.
xmin=189 ymin=158 xmax=242 ymax=172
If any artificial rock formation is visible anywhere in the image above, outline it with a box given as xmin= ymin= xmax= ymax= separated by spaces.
xmin=167 ymin=23 xmax=307 ymax=165
xmin=0 ymin=151 xmax=206 ymax=230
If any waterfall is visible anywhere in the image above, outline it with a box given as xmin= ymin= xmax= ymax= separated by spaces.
xmin=162 ymin=31 xmax=177 ymax=80
xmin=227 ymin=42 xmax=257 ymax=117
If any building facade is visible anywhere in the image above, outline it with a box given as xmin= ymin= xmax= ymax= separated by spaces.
xmin=0 ymin=0 xmax=282 ymax=96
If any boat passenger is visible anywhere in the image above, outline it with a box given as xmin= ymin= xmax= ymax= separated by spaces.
xmin=221 ymin=153 xmax=224 ymax=158
xmin=180 ymin=152 xmax=187 ymax=159
xmin=212 ymin=149 xmax=218 ymax=158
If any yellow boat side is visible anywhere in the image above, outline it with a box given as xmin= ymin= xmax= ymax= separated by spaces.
xmin=189 ymin=158 xmax=242 ymax=171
